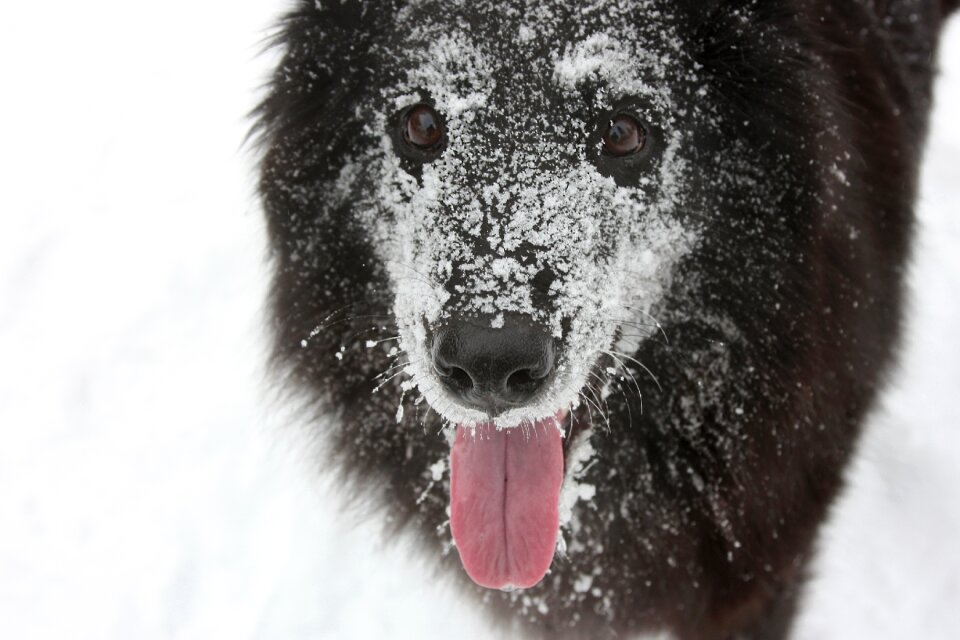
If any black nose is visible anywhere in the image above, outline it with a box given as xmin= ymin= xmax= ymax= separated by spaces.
xmin=431 ymin=319 xmax=555 ymax=415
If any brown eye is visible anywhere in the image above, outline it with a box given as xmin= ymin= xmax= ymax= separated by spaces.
xmin=602 ymin=114 xmax=644 ymax=156
xmin=405 ymin=105 xmax=444 ymax=149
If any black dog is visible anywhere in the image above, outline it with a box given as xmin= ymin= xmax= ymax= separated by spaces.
xmin=254 ymin=1 xmax=956 ymax=637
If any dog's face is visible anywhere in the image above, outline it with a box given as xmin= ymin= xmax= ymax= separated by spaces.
xmin=259 ymin=0 xmax=870 ymax=625
xmin=259 ymin=0 xmax=816 ymax=429
xmin=335 ymin=2 xmax=710 ymax=428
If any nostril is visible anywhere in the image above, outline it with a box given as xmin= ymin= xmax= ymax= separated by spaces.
xmin=505 ymin=368 xmax=543 ymax=394
xmin=448 ymin=366 xmax=473 ymax=391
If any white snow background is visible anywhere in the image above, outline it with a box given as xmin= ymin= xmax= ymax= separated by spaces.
xmin=0 ymin=3 xmax=957 ymax=639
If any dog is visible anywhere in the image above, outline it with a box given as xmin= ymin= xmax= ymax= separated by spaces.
xmin=254 ymin=1 xmax=957 ymax=637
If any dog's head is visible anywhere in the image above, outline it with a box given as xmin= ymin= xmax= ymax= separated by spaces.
xmin=258 ymin=0 xmax=837 ymax=597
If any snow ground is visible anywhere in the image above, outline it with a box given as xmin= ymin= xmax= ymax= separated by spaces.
xmin=0 ymin=4 xmax=957 ymax=639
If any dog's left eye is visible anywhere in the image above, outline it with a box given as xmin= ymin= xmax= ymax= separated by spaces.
xmin=404 ymin=105 xmax=444 ymax=149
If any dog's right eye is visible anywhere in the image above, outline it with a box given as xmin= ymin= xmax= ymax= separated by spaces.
xmin=602 ymin=114 xmax=645 ymax=156
xmin=404 ymin=105 xmax=445 ymax=150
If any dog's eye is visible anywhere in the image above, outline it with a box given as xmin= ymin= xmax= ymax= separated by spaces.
xmin=602 ymin=114 xmax=645 ymax=156
xmin=404 ymin=105 xmax=444 ymax=149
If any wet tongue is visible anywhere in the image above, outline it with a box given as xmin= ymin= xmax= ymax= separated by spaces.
xmin=449 ymin=415 xmax=564 ymax=590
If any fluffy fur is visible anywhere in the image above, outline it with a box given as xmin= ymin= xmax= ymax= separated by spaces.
xmin=254 ymin=1 xmax=955 ymax=638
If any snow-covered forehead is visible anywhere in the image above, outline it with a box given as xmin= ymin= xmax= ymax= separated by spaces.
xmin=379 ymin=0 xmax=690 ymax=217
xmin=390 ymin=0 xmax=685 ymax=113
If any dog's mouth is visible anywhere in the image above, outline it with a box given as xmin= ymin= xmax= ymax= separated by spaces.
xmin=408 ymin=314 xmax=602 ymax=590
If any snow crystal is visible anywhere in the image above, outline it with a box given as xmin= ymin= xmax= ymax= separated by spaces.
xmin=573 ymin=574 xmax=594 ymax=593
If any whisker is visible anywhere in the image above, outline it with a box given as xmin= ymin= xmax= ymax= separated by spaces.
xmin=611 ymin=305 xmax=670 ymax=345
xmin=587 ymin=370 xmax=611 ymax=397
xmin=601 ymin=318 xmax=668 ymax=346
xmin=345 ymin=324 xmax=396 ymax=345
xmin=601 ymin=351 xmax=643 ymax=400
xmin=619 ymin=377 xmax=638 ymax=424
xmin=579 ymin=391 xmax=597 ymax=431
xmin=373 ymin=368 xmax=412 ymax=393
xmin=422 ymin=402 xmax=435 ymax=430
xmin=605 ymin=349 xmax=663 ymax=392
xmin=584 ymin=381 xmax=612 ymax=433
xmin=301 ymin=313 xmax=397 ymax=346
xmin=374 ymin=358 xmax=416 ymax=381
xmin=592 ymin=361 xmax=641 ymax=423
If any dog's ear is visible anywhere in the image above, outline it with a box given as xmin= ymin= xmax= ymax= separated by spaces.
xmin=251 ymin=0 xmax=402 ymax=148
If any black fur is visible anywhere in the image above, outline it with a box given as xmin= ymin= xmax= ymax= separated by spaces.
xmin=254 ymin=1 xmax=956 ymax=638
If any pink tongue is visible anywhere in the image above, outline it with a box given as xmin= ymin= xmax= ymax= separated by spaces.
xmin=449 ymin=416 xmax=564 ymax=590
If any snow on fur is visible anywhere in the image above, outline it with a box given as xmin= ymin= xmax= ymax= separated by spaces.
xmin=332 ymin=2 xmax=701 ymax=430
